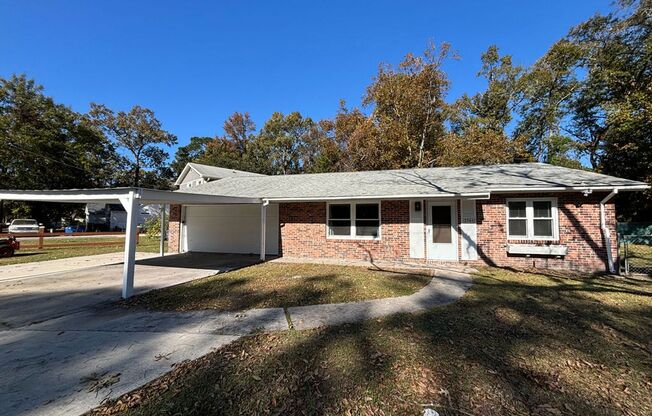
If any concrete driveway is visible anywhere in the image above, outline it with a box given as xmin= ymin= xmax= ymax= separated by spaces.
xmin=0 ymin=252 xmax=282 ymax=416
xmin=0 ymin=252 xmax=260 ymax=328
xmin=0 ymin=253 xmax=472 ymax=416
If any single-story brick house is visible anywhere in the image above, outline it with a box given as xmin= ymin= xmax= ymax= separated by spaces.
xmin=171 ymin=162 xmax=649 ymax=273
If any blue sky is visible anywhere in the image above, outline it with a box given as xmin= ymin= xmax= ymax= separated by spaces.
xmin=1 ymin=0 xmax=611 ymax=158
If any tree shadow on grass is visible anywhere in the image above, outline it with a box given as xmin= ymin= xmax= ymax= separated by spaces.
xmin=124 ymin=264 xmax=432 ymax=312
xmin=91 ymin=267 xmax=652 ymax=416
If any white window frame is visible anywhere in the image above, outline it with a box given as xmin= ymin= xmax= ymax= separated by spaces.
xmin=505 ymin=197 xmax=559 ymax=241
xmin=326 ymin=201 xmax=382 ymax=240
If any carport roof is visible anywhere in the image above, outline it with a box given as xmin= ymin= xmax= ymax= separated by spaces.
xmin=0 ymin=187 xmax=261 ymax=204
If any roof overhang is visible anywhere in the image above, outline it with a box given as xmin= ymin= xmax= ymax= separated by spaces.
xmin=261 ymin=184 xmax=649 ymax=203
xmin=0 ymin=188 xmax=261 ymax=205
xmin=488 ymin=184 xmax=650 ymax=193
xmin=264 ymin=192 xmax=492 ymax=203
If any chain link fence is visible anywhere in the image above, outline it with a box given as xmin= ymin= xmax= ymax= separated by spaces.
xmin=618 ymin=223 xmax=652 ymax=276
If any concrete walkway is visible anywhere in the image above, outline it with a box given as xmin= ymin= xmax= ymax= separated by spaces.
xmin=289 ymin=269 xmax=472 ymax=329
xmin=0 ymin=264 xmax=472 ymax=416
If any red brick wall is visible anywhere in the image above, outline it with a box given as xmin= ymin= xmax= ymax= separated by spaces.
xmin=167 ymin=194 xmax=617 ymax=273
xmin=168 ymin=204 xmax=182 ymax=254
xmin=278 ymin=194 xmax=617 ymax=273
xmin=279 ymin=200 xmax=410 ymax=261
xmin=472 ymin=193 xmax=617 ymax=272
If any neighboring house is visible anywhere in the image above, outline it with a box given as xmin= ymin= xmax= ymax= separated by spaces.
xmin=85 ymin=203 xmax=161 ymax=231
xmin=168 ymin=162 xmax=648 ymax=273
xmin=174 ymin=162 xmax=265 ymax=189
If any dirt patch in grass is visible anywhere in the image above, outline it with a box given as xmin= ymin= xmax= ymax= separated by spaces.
xmin=123 ymin=262 xmax=433 ymax=311
xmin=91 ymin=267 xmax=652 ymax=416
xmin=0 ymin=236 xmax=164 ymax=266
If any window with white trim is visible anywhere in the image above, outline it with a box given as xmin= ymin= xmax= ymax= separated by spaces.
xmin=327 ymin=202 xmax=380 ymax=239
xmin=506 ymin=198 xmax=558 ymax=240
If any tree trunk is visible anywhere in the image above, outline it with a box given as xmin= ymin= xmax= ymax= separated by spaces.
xmin=134 ymin=164 xmax=140 ymax=187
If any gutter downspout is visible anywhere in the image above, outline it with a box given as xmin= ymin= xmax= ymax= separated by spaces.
xmin=260 ymin=199 xmax=270 ymax=261
xmin=600 ymin=188 xmax=619 ymax=274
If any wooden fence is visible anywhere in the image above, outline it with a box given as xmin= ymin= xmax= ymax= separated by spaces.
xmin=0 ymin=226 xmax=141 ymax=249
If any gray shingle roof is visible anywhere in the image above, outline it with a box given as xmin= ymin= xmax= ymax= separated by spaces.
xmin=177 ymin=163 xmax=648 ymax=200
xmin=188 ymin=163 xmax=265 ymax=179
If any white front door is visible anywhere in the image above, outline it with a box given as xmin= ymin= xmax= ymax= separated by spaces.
xmin=426 ymin=200 xmax=458 ymax=260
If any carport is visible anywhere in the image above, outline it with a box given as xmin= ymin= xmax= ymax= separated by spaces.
xmin=0 ymin=188 xmax=263 ymax=298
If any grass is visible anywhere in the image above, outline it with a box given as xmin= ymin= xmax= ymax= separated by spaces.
xmin=90 ymin=267 xmax=652 ymax=416
xmin=123 ymin=262 xmax=433 ymax=311
xmin=622 ymin=243 xmax=652 ymax=271
xmin=0 ymin=236 xmax=165 ymax=266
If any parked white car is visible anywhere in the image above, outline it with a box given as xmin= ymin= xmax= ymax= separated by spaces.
xmin=8 ymin=219 xmax=40 ymax=233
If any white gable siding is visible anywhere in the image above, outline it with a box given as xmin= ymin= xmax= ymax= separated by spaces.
xmin=179 ymin=168 xmax=203 ymax=189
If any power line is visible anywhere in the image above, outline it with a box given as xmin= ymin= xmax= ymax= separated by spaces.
xmin=4 ymin=141 xmax=89 ymax=172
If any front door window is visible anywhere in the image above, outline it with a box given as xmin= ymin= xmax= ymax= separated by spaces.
xmin=432 ymin=205 xmax=452 ymax=243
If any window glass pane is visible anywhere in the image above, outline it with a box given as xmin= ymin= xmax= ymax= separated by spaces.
xmin=533 ymin=201 xmax=552 ymax=218
xmin=509 ymin=219 xmax=527 ymax=237
xmin=329 ymin=204 xmax=350 ymax=220
xmin=433 ymin=225 xmax=451 ymax=243
xmin=355 ymin=220 xmax=380 ymax=237
xmin=431 ymin=206 xmax=451 ymax=226
xmin=431 ymin=206 xmax=452 ymax=243
xmin=356 ymin=203 xmax=379 ymax=220
xmin=328 ymin=220 xmax=351 ymax=236
xmin=508 ymin=201 xmax=526 ymax=218
xmin=533 ymin=219 xmax=553 ymax=237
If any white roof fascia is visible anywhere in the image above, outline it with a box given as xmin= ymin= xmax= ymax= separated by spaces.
xmin=488 ymin=184 xmax=650 ymax=193
xmin=141 ymin=189 xmax=260 ymax=205
xmin=0 ymin=189 xmax=136 ymax=204
xmin=0 ymin=188 xmax=261 ymax=205
xmin=262 ymin=183 xmax=649 ymax=203
xmin=264 ymin=192 xmax=491 ymax=203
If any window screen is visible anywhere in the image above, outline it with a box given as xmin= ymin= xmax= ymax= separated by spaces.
xmin=533 ymin=201 xmax=553 ymax=237
xmin=507 ymin=199 xmax=557 ymax=239
xmin=432 ymin=205 xmax=452 ymax=243
xmin=328 ymin=204 xmax=351 ymax=236
xmin=355 ymin=203 xmax=380 ymax=237
xmin=508 ymin=201 xmax=527 ymax=237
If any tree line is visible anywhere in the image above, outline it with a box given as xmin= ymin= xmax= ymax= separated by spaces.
xmin=1 ymin=0 xmax=650 ymax=223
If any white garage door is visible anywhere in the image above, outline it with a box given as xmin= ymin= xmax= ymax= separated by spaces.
xmin=183 ymin=204 xmax=279 ymax=255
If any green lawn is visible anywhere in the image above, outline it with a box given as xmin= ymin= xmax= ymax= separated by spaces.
xmin=91 ymin=267 xmax=652 ymax=416
xmin=123 ymin=262 xmax=433 ymax=311
xmin=0 ymin=236 xmax=165 ymax=266
xmin=622 ymin=243 xmax=652 ymax=271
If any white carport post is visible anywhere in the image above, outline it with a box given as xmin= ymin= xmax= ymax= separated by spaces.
xmin=119 ymin=190 xmax=139 ymax=299
xmin=159 ymin=204 xmax=166 ymax=256
xmin=260 ymin=200 xmax=269 ymax=261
